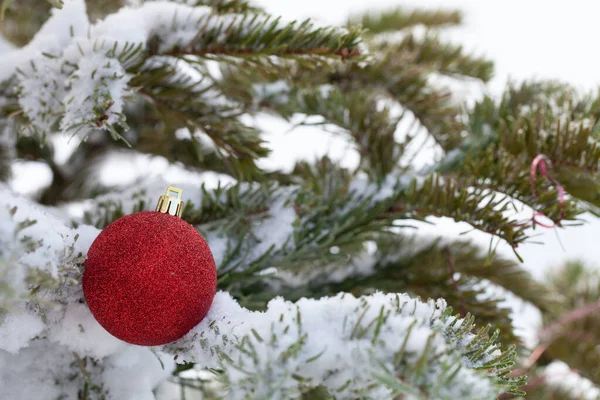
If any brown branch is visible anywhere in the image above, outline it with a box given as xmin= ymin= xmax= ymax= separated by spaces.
xmin=151 ymin=47 xmax=361 ymax=59
xmin=538 ymin=299 xmax=600 ymax=339
xmin=444 ymin=248 xmax=467 ymax=317
xmin=498 ymin=370 xmax=580 ymax=399
xmin=507 ymin=300 xmax=600 ymax=381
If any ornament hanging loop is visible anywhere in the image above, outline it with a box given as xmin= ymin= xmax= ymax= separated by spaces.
xmin=156 ymin=186 xmax=184 ymax=218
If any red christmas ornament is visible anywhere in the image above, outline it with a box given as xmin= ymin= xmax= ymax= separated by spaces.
xmin=83 ymin=187 xmax=217 ymax=346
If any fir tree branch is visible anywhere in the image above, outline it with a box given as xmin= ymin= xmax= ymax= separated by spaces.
xmin=251 ymin=86 xmax=404 ymax=179
xmin=395 ymin=175 xmax=529 ymax=248
xmin=349 ymin=7 xmax=462 ymax=34
xmin=534 ymin=262 xmax=600 ymax=386
xmin=128 ymin=62 xmax=269 ymax=181
xmin=146 ymin=11 xmax=362 ymax=60
xmin=273 ymin=236 xmax=554 ymax=345
xmin=372 ymin=33 xmax=494 ymax=82
xmin=322 ymin=57 xmax=466 ymax=150
xmin=217 ymin=34 xmax=491 ymax=153
xmin=451 ymin=146 xmax=581 ymax=227
xmin=182 ymin=0 xmax=263 ymax=13
xmin=163 ymin=292 xmax=525 ymax=398
xmin=504 ymin=364 xmax=599 ymax=400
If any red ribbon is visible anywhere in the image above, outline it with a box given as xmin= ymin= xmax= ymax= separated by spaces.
xmin=515 ymin=154 xmax=565 ymax=228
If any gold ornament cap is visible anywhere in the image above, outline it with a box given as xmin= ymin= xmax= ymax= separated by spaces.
xmin=156 ymin=186 xmax=184 ymax=218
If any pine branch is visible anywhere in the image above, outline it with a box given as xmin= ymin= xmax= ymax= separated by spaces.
xmin=217 ymin=32 xmax=491 ymax=154
xmin=273 ymin=235 xmax=555 ymax=345
xmin=439 ymin=80 xmax=598 ymax=173
xmin=452 ymin=145 xmax=581 ymax=228
xmin=324 ymin=57 xmax=465 ymax=151
xmin=349 ymin=7 xmax=462 ymax=34
xmin=164 ymin=291 xmax=525 ymax=399
xmin=397 ymin=175 xmax=529 ymax=248
xmin=144 ymin=8 xmax=362 ymax=59
xmin=186 ymin=0 xmax=263 ymax=13
xmin=128 ymin=61 xmax=269 ymax=181
xmin=513 ymin=366 xmax=600 ymax=400
xmin=372 ymin=33 xmax=494 ymax=82
xmin=500 ymin=114 xmax=600 ymax=209
xmin=249 ymin=85 xmax=404 ymax=179
xmin=3 ymin=1 xmax=362 ymax=183
xmin=535 ymin=262 xmax=600 ymax=386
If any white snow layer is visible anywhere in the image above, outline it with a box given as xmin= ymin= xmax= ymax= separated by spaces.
xmin=0 ymin=186 xmax=172 ymax=399
xmin=543 ymin=361 xmax=600 ymax=399
xmin=0 ymin=185 xmax=505 ymax=399
xmin=165 ymin=291 xmax=502 ymax=400
xmin=2 ymin=0 xmax=315 ymax=140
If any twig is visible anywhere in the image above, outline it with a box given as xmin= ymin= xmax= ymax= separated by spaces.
xmin=538 ymin=299 xmax=600 ymax=339
xmin=444 ymin=248 xmax=466 ymax=316
xmin=498 ymin=370 xmax=579 ymax=399
xmin=508 ymin=300 xmax=600 ymax=378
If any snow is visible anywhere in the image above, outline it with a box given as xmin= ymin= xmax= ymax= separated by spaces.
xmin=246 ymin=190 xmax=297 ymax=261
xmin=0 ymin=339 xmax=173 ymax=400
xmin=96 ymin=151 xmax=235 ymax=189
xmin=543 ymin=361 xmax=600 ymax=399
xmin=47 ymin=303 xmax=125 ymax=358
xmin=0 ymin=342 xmax=81 ymax=400
xmin=164 ymin=291 xmax=502 ymax=399
xmin=0 ymin=184 xmax=98 ymax=292
xmin=100 ymin=348 xmax=174 ymax=400
xmin=0 ymin=186 xmax=174 ymax=399
xmin=61 ymin=53 xmax=132 ymax=134
xmin=0 ymin=311 xmax=45 ymax=354
xmin=4 ymin=0 xmax=302 ymax=140
xmin=253 ymin=113 xmax=360 ymax=172
xmin=8 ymin=161 xmax=53 ymax=196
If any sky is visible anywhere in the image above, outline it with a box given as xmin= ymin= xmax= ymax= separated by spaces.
xmin=258 ymin=0 xmax=600 ymax=95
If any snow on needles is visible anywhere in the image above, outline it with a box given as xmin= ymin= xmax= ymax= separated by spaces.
xmin=0 ymin=184 xmax=97 ymax=297
xmin=0 ymin=184 xmax=510 ymax=399
xmin=0 ymin=186 xmax=173 ymax=399
xmin=166 ymin=291 xmax=503 ymax=400
xmin=4 ymin=0 xmax=273 ymax=139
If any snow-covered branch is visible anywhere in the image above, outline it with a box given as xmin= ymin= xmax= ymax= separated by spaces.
xmin=0 ymin=185 xmax=522 ymax=399
xmin=3 ymin=0 xmax=361 ymax=140
xmin=165 ymin=291 xmax=522 ymax=399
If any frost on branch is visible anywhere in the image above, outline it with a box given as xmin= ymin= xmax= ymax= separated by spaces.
xmin=0 ymin=183 xmax=523 ymax=399
xmin=61 ymin=54 xmax=131 ymax=138
xmin=166 ymin=292 xmax=524 ymax=399
xmin=3 ymin=0 xmax=360 ymax=141
xmin=0 ymin=186 xmax=173 ymax=399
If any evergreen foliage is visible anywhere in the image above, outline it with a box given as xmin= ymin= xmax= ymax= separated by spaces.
xmin=1 ymin=1 xmax=600 ymax=399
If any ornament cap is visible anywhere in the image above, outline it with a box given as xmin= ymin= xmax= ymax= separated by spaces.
xmin=156 ymin=186 xmax=184 ymax=218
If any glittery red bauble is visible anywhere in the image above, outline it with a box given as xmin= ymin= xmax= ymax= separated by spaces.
xmin=83 ymin=211 xmax=217 ymax=346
